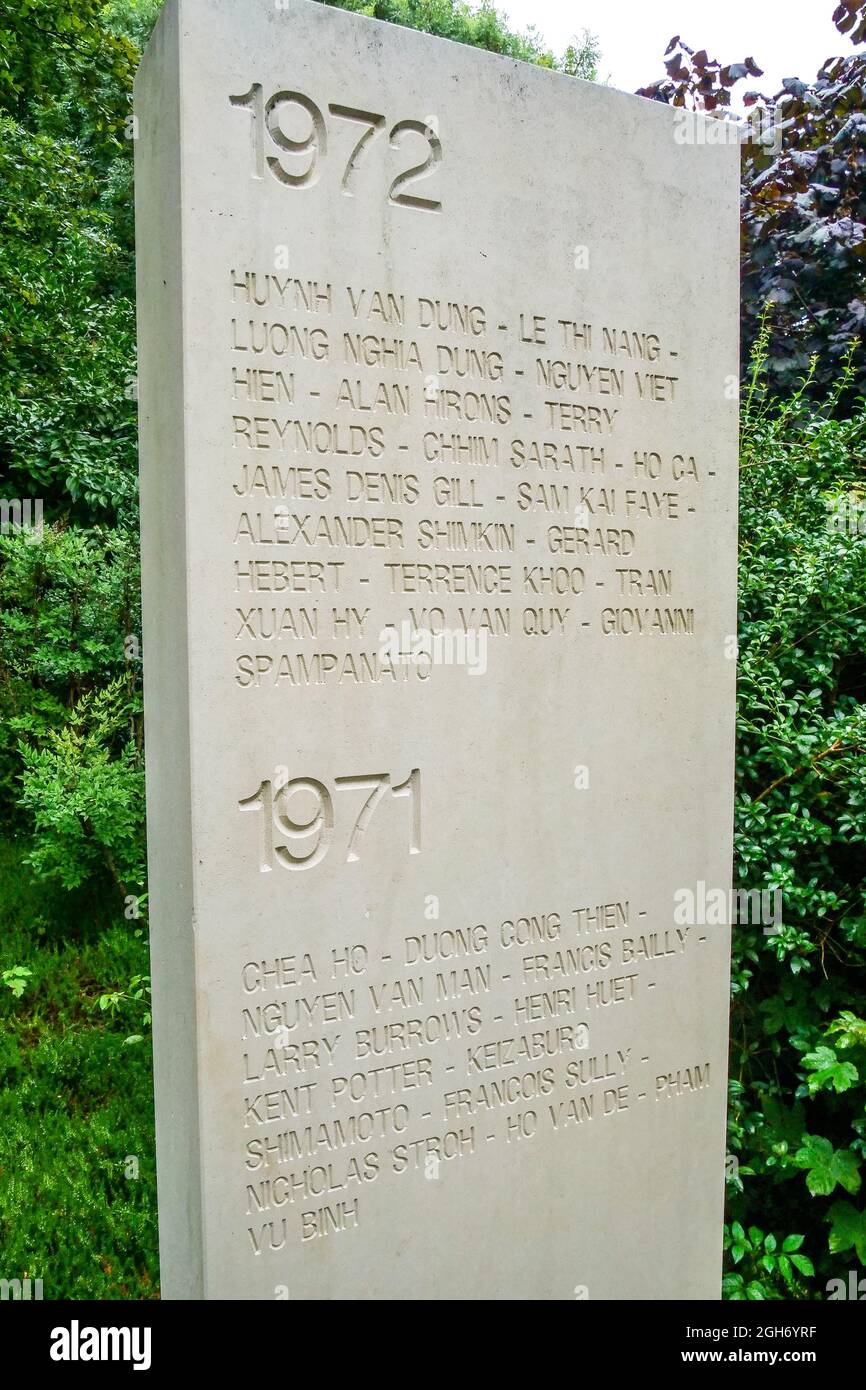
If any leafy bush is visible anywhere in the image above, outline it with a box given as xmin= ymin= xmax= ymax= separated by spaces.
xmin=0 ymin=526 xmax=141 ymax=866
xmin=323 ymin=0 xmax=599 ymax=75
xmin=725 ymin=335 xmax=866 ymax=1297
xmin=17 ymin=678 xmax=144 ymax=896
xmin=0 ymin=117 xmax=137 ymax=521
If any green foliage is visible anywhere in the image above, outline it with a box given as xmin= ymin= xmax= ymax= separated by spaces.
xmin=103 ymin=0 xmax=164 ymax=53
xmin=828 ymin=1199 xmax=866 ymax=1263
xmin=0 ymin=525 xmax=141 ymax=860
xmin=322 ymin=0 xmax=599 ymax=76
xmin=0 ymin=526 xmax=138 ymax=685
xmin=724 ymin=334 xmax=866 ymax=1298
xmin=18 ymin=677 xmax=145 ymax=895
xmin=723 ymin=1224 xmax=814 ymax=1299
xmin=97 ymin=971 xmax=151 ymax=1039
xmin=2 ymin=964 xmax=33 ymax=998
xmin=0 ymin=837 xmax=156 ymax=1298
xmin=794 ymin=1135 xmax=860 ymax=1196
xmin=0 ymin=0 xmax=137 ymax=154
xmin=0 ymin=0 xmax=139 ymax=522
xmin=0 ymin=114 xmax=136 ymax=521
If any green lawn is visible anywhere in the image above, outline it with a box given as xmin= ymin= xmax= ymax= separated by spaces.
xmin=0 ymin=837 xmax=158 ymax=1298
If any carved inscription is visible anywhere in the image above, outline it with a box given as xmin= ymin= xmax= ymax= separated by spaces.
xmin=229 ymin=270 xmax=705 ymax=693
xmin=220 ymin=250 xmax=720 ymax=1247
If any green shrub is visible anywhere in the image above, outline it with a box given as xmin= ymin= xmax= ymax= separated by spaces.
xmin=725 ymin=335 xmax=866 ymax=1297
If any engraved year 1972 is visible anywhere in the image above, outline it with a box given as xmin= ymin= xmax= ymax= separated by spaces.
xmin=229 ymin=85 xmax=442 ymax=211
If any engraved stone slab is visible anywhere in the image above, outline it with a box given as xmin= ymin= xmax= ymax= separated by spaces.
xmin=135 ymin=0 xmax=739 ymax=1299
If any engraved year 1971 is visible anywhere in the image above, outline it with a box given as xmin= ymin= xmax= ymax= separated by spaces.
xmin=239 ymin=768 xmax=421 ymax=871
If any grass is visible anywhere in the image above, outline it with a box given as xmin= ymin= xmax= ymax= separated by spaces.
xmin=0 ymin=836 xmax=158 ymax=1298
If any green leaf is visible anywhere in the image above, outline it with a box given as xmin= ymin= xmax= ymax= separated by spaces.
xmin=795 ymin=1135 xmax=862 ymax=1196
xmin=801 ymin=1045 xmax=859 ymax=1094
xmin=828 ymin=1202 xmax=866 ymax=1264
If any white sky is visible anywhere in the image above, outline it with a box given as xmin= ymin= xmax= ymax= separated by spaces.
xmin=499 ymin=0 xmax=856 ymax=100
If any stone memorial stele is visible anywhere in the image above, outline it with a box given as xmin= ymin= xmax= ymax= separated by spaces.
xmin=135 ymin=0 xmax=739 ymax=1300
